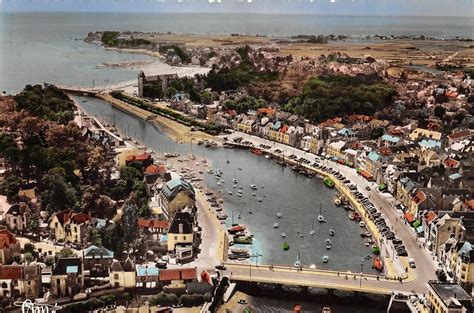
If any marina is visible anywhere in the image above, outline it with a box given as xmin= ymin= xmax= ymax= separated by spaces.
xmin=77 ymin=95 xmax=379 ymax=273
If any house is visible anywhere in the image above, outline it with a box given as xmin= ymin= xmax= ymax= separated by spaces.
xmin=159 ymin=268 xmax=197 ymax=284
xmin=50 ymin=257 xmax=84 ymax=298
xmin=109 ymin=257 xmax=136 ymax=289
xmin=116 ymin=147 xmax=141 ymax=167
xmin=427 ymin=281 xmax=472 ymax=313
xmin=49 ymin=210 xmax=91 ymax=244
xmin=409 ymin=128 xmax=442 ymax=141
xmin=428 ymin=214 xmax=466 ymax=256
xmin=137 ymin=218 xmax=169 ymax=238
xmin=82 ymin=245 xmax=114 ymax=278
xmin=125 ymin=153 xmax=153 ymax=168
xmin=445 ymin=241 xmax=474 ymax=292
xmin=167 ymin=212 xmax=194 ymax=255
xmin=381 ymin=134 xmax=401 ymax=146
xmin=0 ymin=229 xmax=21 ymax=264
xmin=237 ymin=118 xmax=254 ymax=134
xmin=326 ymin=140 xmax=346 ymax=159
xmin=0 ymin=264 xmax=42 ymax=299
xmin=4 ymin=202 xmax=29 ymax=232
xmin=136 ymin=264 xmax=160 ymax=288
xmin=447 ymin=130 xmax=473 ymax=146
xmin=160 ymin=178 xmax=195 ymax=215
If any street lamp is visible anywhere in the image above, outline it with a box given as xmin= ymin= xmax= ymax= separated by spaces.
xmin=249 ymin=252 xmax=262 ymax=282
xmin=360 ymin=258 xmax=364 ymax=288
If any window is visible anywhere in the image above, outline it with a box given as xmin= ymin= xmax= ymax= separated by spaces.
xmin=114 ymin=274 xmax=119 ymax=279
xmin=183 ymin=236 xmax=186 ymax=240
xmin=1 ymin=282 xmax=7 ymax=289
xmin=174 ymin=236 xmax=178 ymax=240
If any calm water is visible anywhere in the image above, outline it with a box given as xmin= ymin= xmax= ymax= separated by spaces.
xmin=77 ymin=96 xmax=377 ymax=274
xmin=1 ymin=12 xmax=473 ymax=93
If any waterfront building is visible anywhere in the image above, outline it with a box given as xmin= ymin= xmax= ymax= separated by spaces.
xmin=159 ymin=178 xmax=196 ymax=215
xmin=0 ymin=229 xmax=21 ymax=264
xmin=0 ymin=264 xmax=42 ymax=299
xmin=409 ymin=128 xmax=442 ymax=141
xmin=109 ymin=257 xmax=136 ymax=289
xmin=4 ymin=202 xmax=30 ymax=233
xmin=137 ymin=71 xmax=178 ymax=98
xmin=167 ymin=212 xmax=194 ymax=256
xmin=326 ymin=140 xmax=346 ymax=159
xmin=427 ymin=281 xmax=472 ymax=313
xmin=136 ymin=264 xmax=160 ymax=288
xmin=49 ymin=209 xmax=91 ymax=244
xmin=51 ymin=257 xmax=84 ymax=298
xmin=116 ymin=146 xmax=141 ymax=167
xmin=428 ymin=214 xmax=466 ymax=256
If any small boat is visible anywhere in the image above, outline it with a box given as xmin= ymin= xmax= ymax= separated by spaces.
xmin=237 ymin=213 xmax=242 ymax=219
xmin=233 ymin=236 xmax=253 ymax=244
xmin=273 ymin=222 xmax=279 ymax=228
xmin=281 ymin=232 xmax=286 ymax=238
xmin=325 ymin=239 xmax=332 ymax=249
xmin=294 ymin=253 xmax=301 ymax=268
xmin=323 ymin=177 xmax=335 ymax=188
xmin=365 ymin=241 xmax=370 ymax=247
xmin=277 ymin=212 xmax=282 ymax=218
xmin=329 ymin=229 xmax=335 ymax=236
xmin=252 ymin=192 xmax=256 ymax=197
xmin=228 ymin=225 xmax=246 ymax=234
xmin=257 ymin=197 xmax=262 ymax=202
xmin=318 ymin=201 xmax=325 ymax=223
xmin=322 ymin=307 xmax=331 ymax=313
xmin=250 ymin=184 xmax=258 ymax=190
xmin=373 ymin=256 xmax=383 ymax=271
xmin=238 ymin=168 xmax=243 ymax=171
xmin=228 ymin=191 xmax=233 ymax=195
xmin=334 ymin=198 xmax=341 ymax=206
xmin=283 ymin=242 xmax=290 ymax=250
xmin=310 ymin=219 xmax=315 ymax=236
xmin=265 ymin=155 xmax=271 ymax=159
xmin=233 ymin=178 xmax=238 ymax=183
xmin=359 ymin=221 xmax=366 ymax=227
xmin=236 ymin=193 xmax=242 ymax=197
xmin=221 ymin=179 xmax=225 ymax=183
xmin=322 ymin=255 xmax=329 ymax=263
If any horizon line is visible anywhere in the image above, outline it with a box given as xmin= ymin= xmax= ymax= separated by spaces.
xmin=2 ymin=10 xmax=473 ymax=18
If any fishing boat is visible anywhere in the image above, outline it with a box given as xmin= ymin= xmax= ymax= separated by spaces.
xmin=310 ymin=219 xmax=316 ymax=236
xmin=294 ymin=253 xmax=301 ymax=268
xmin=325 ymin=239 xmax=332 ymax=249
xmin=322 ymin=255 xmax=329 ymax=263
xmin=283 ymin=242 xmax=290 ymax=250
xmin=329 ymin=229 xmax=335 ymax=236
xmin=323 ymin=177 xmax=335 ymax=188
xmin=334 ymin=197 xmax=342 ymax=206
xmin=228 ymin=225 xmax=246 ymax=234
xmin=318 ymin=201 xmax=325 ymax=223
xmin=233 ymin=236 xmax=253 ymax=244
xmin=231 ymin=247 xmax=249 ymax=255
xmin=281 ymin=232 xmax=286 ymax=238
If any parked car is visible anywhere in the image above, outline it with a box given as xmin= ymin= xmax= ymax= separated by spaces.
xmin=365 ymin=186 xmax=371 ymax=191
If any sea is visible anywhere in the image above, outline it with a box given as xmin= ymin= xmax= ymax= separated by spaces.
xmin=1 ymin=12 xmax=473 ymax=93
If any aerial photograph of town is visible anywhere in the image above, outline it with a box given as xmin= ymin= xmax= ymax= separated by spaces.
xmin=0 ymin=0 xmax=473 ymax=312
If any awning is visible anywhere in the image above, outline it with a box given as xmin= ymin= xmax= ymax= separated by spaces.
xmin=360 ymin=170 xmax=373 ymax=179
xmin=345 ymin=161 xmax=354 ymax=167
xmin=356 ymin=168 xmax=363 ymax=173
xmin=416 ymin=225 xmax=424 ymax=233
xmin=338 ymin=159 xmax=345 ymax=164
xmin=412 ymin=220 xmax=421 ymax=228
xmin=378 ymin=183 xmax=387 ymax=191
xmin=404 ymin=212 xmax=415 ymax=223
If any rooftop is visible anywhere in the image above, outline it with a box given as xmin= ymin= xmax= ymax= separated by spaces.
xmin=429 ymin=281 xmax=471 ymax=308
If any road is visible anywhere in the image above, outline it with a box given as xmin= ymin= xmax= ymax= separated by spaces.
xmin=224 ymin=131 xmax=437 ymax=293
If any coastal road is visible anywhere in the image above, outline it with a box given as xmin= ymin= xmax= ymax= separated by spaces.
xmin=224 ymin=131 xmax=436 ymax=293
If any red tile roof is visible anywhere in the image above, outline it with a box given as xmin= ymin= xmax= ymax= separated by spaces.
xmin=55 ymin=209 xmax=73 ymax=226
xmin=424 ymin=211 xmax=437 ymax=223
xmin=448 ymin=130 xmax=472 ymax=142
xmin=379 ymin=147 xmax=392 ymax=156
xmin=145 ymin=164 xmax=166 ymax=174
xmin=0 ymin=230 xmax=17 ymax=249
xmin=412 ymin=191 xmax=426 ymax=205
xmin=257 ymin=108 xmax=276 ymax=116
xmin=70 ymin=213 xmax=90 ymax=224
xmin=279 ymin=124 xmax=289 ymax=133
xmin=0 ymin=265 xmax=22 ymax=280
xmin=137 ymin=219 xmax=169 ymax=229
xmin=126 ymin=153 xmax=151 ymax=162
xmin=159 ymin=268 xmax=196 ymax=281
xmin=466 ymin=200 xmax=474 ymax=211
xmin=443 ymin=158 xmax=460 ymax=169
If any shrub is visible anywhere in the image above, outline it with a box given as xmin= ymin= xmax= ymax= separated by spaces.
xmin=180 ymin=294 xmax=204 ymax=307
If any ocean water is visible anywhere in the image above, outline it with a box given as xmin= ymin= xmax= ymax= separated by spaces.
xmin=1 ymin=12 xmax=473 ymax=93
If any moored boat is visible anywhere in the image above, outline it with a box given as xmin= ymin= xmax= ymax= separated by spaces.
xmin=329 ymin=229 xmax=335 ymax=236
xmin=322 ymin=255 xmax=329 ymax=263
xmin=334 ymin=198 xmax=342 ymax=206
xmin=283 ymin=242 xmax=290 ymax=250
xmin=233 ymin=236 xmax=253 ymax=245
xmin=372 ymin=256 xmax=383 ymax=271
xmin=323 ymin=177 xmax=335 ymax=188
xmin=228 ymin=225 xmax=246 ymax=234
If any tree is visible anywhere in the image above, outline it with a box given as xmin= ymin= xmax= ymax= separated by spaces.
xmin=199 ymin=91 xmax=213 ymax=104
xmin=45 ymin=256 xmax=55 ymax=267
xmin=24 ymin=252 xmax=34 ymax=263
xmin=27 ymin=214 xmax=40 ymax=234
xmin=0 ymin=175 xmax=21 ymax=202
xmin=23 ymin=243 xmax=35 ymax=255
xmin=89 ymin=229 xmax=103 ymax=247
xmin=434 ymin=106 xmax=446 ymax=119
xmin=58 ymin=248 xmax=76 ymax=258
xmin=165 ymin=87 xmax=178 ymax=99
xmin=41 ymin=167 xmax=79 ymax=212
xmin=370 ymin=127 xmax=385 ymax=139
xmin=120 ymin=193 xmax=140 ymax=246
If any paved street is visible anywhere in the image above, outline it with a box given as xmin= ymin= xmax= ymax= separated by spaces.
xmin=223 ymin=131 xmax=437 ymax=293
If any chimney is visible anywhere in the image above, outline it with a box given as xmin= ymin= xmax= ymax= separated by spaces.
xmin=179 ymin=223 xmax=183 ymax=234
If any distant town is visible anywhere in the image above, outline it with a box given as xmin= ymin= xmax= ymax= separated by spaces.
xmin=1 ymin=28 xmax=473 ymax=313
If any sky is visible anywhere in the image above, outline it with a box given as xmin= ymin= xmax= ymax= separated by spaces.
xmin=1 ymin=0 xmax=473 ymax=17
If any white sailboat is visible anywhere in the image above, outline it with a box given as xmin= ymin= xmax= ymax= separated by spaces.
xmin=281 ymin=232 xmax=286 ymax=238
xmin=273 ymin=214 xmax=279 ymax=228
xmin=329 ymin=228 xmax=335 ymax=236
xmin=294 ymin=252 xmax=301 ymax=268
xmin=318 ymin=201 xmax=325 ymax=223
xmin=325 ymin=238 xmax=332 ymax=249
xmin=310 ymin=219 xmax=315 ymax=236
